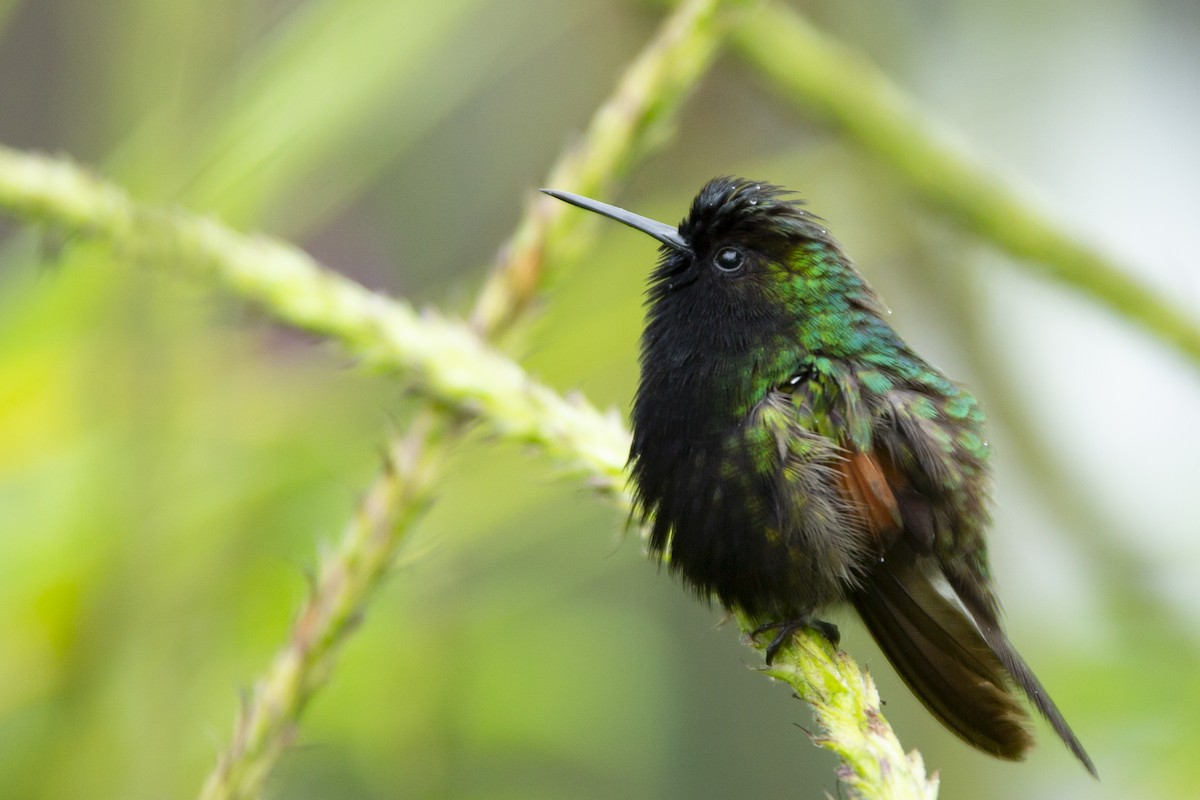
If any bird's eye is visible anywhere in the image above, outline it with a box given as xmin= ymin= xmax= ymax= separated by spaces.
xmin=713 ymin=246 xmax=745 ymax=273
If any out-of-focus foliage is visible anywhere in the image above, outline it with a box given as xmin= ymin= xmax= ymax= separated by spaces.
xmin=0 ymin=1 xmax=1197 ymax=798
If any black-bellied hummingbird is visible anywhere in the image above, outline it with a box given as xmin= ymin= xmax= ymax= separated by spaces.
xmin=543 ymin=177 xmax=1095 ymax=775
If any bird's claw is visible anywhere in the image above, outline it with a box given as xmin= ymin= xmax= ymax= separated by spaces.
xmin=749 ymin=618 xmax=841 ymax=664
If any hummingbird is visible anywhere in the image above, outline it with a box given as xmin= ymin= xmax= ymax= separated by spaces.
xmin=542 ymin=177 xmax=1095 ymax=775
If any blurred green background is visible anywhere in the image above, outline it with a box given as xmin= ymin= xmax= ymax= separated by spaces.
xmin=1 ymin=0 xmax=1198 ymax=798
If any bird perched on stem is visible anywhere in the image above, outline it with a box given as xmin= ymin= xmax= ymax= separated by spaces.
xmin=543 ymin=177 xmax=1095 ymax=776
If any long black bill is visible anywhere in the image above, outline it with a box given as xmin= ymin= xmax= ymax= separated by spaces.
xmin=540 ymin=189 xmax=689 ymax=253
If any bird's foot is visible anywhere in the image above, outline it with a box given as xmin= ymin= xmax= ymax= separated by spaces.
xmin=749 ymin=617 xmax=840 ymax=665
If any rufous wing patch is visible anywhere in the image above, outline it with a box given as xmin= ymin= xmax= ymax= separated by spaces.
xmin=838 ymin=449 xmax=903 ymax=549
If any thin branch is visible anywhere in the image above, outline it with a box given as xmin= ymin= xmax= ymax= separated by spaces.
xmin=198 ymin=416 xmax=453 ymax=800
xmin=0 ymin=143 xmax=630 ymax=493
xmin=732 ymin=4 xmax=1200 ymax=367
xmin=0 ymin=138 xmax=933 ymax=799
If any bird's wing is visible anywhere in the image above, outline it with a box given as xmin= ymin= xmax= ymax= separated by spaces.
xmin=768 ymin=361 xmax=906 ymax=557
xmin=767 ymin=363 xmax=1040 ymax=760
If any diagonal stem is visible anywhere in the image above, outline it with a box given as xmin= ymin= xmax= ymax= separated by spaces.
xmin=731 ymin=4 xmax=1200 ymax=368
xmin=197 ymin=416 xmax=454 ymax=800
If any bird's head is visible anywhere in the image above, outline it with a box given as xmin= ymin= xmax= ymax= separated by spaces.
xmin=542 ymin=177 xmax=854 ymax=317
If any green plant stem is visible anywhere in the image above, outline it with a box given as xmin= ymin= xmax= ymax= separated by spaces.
xmin=732 ymin=4 xmax=1200 ymax=368
xmin=0 ymin=144 xmax=632 ymax=493
xmin=755 ymin=622 xmax=939 ymax=800
xmin=197 ymin=416 xmax=452 ymax=800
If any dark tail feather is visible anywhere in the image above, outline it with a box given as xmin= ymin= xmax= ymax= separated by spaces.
xmin=851 ymin=555 xmax=1035 ymax=761
xmin=947 ymin=572 xmax=1099 ymax=778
